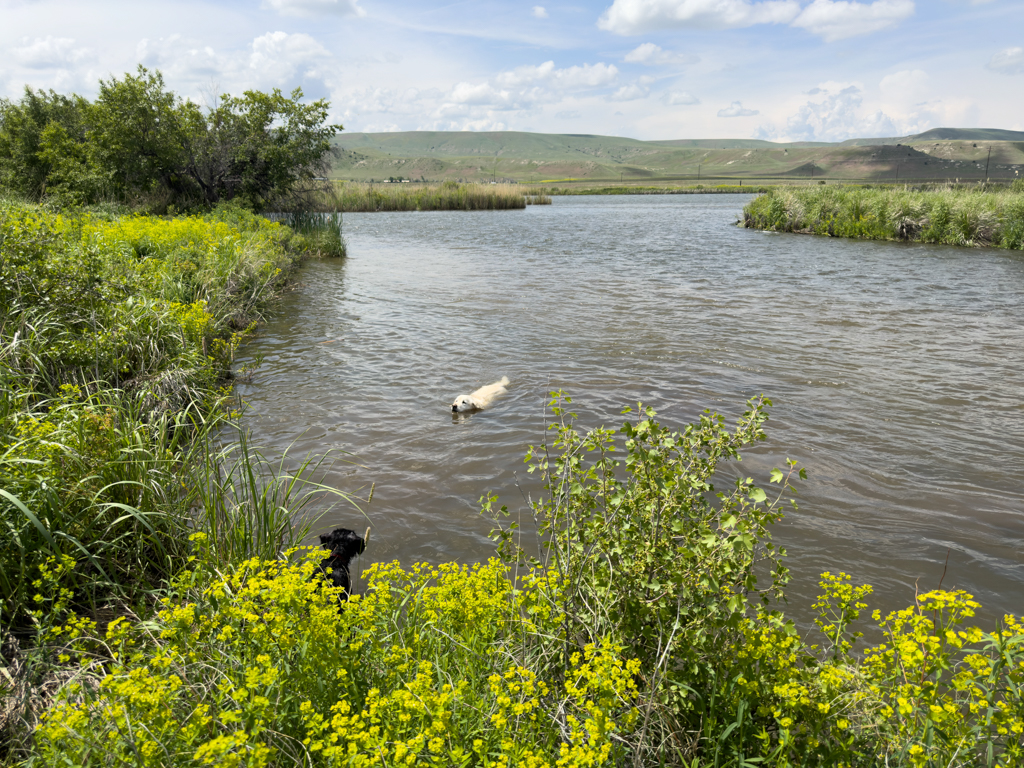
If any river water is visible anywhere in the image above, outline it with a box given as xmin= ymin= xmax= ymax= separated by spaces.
xmin=237 ymin=195 xmax=1024 ymax=625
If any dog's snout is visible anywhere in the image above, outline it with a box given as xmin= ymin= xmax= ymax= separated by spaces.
xmin=451 ymin=404 xmax=458 ymax=412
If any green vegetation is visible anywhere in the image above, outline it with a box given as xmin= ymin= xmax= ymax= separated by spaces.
xmin=743 ymin=182 xmax=1024 ymax=248
xmin=0 ymin=67 xmax=340 ymax=212
xmin=12 ymin=394 xmax=1024 ymax=766
xmin=0 ymin=200 xmax=348 ymax=623
xmin=331 ymin=130 xmax=1024 ymax=185
xmin=534 ymin=184 xmax=771 ymax=196
xmin=293 ymin=182 xmax=549 ymax=212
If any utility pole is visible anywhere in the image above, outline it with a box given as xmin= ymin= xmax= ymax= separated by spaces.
xmin=985 ymin=146 xmax=992 ymax=182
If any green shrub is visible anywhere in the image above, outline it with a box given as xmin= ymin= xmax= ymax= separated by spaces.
xmin=20 ymin=396 xmax=1024 ymax=766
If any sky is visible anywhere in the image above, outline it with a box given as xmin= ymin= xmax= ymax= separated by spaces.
xmin=1 ymin=0 xmax=1022 ymax=142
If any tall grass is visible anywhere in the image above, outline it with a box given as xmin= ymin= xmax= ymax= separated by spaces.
xmin=283 ymin=181 xmax=545 ymax=212
xmin=262 ymin=211 xmax=345 ymax=257
xmin=743 ymin=182 xmax=1024 ymax=248
xmin=0 ymin=200 xmax=352 ymax=625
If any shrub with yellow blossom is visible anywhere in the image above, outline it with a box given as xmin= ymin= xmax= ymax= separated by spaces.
xmin=34 ymin=543 xmax=640 ymax=767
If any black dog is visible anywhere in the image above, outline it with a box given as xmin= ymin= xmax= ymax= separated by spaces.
xmin=318 ymin=527 xmax=367 ymax=600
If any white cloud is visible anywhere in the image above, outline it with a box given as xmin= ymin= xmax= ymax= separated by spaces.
xmin=495 ymin=61 xmax=618 ymax=89
xmin=718 ymin=101 xmax=758 ymax=117
xmin=663 ymin=90 xmax=700 ymax=105
xmin=13 ymin=36 xmax=93 ymax=69
xmin=262 ymin=0 xmax=365 ymax=18
xmin=599 ymin=0 xmax=912 ymax=40
xmin=532 ymin=5 xmax=549 ymax=18
xmin=423 ymin=60 xmax=620 ymax=130
xmin=609 ymin=83 xmax=650 ymax=100
xmin=790 ymin=0 xmax=914 ymax=42
xmin=136 ymin=35 xmax=226 ymax=83
xmin=623 ymin=42 xmax=698 ymax=66
xmin=249 ymin=31 xmax=332 ymax=82
xmin=450 ymin=81 xmax=512 ymax=106
xmin=756 ymin=82 xmax=898 ymax=140
xmin=987 ymin=46 xmax=1024 ymax=75
xmin=879 ymin=68 xmax=928 ymax=101
xmin=556 ymin=109 xmax=581 ymax=118
xmin=753 ymin=74 xmax=974 ymax=143
xmin=599 ymin=0 xmax=801 ymax=35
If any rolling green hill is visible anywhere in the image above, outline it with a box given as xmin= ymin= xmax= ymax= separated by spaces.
xmin=331 ymin=128 xmax=1024 ymax=185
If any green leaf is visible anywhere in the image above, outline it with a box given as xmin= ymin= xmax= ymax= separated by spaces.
xmin=748 ymin=487 xmax=767 ymax=503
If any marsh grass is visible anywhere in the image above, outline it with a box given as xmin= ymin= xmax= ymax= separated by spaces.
xmin=286 ymin=182 xmax=535 ymax=212
xmin=263 ymin=211 xmax=345 ymax=258
xmin=744 ymin=183 xmax=1024 ymax=249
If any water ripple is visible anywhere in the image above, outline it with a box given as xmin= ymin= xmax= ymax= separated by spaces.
xmin=237 ymin=195 xmax=1024 ymax=625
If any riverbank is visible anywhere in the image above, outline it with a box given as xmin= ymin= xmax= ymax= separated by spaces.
xmin=743 ymin=182 xmax=1024 ymax=248
xmin=534 ymin=183 xmax=770 ymax=196
xmin=0 ymin=200 xmax=356 ymax=757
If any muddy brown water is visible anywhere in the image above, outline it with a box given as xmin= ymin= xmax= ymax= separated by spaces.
xmin=236 ymin=195 xmax=1024 ymax=627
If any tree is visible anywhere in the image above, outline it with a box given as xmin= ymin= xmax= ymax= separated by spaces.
xmin=180 ymin=88 xmax=340 ymax=210
xmin=0 ymin=88 xmax=92 ymax=199
xmin=89 ymin=66 xmax=196 ymax=203
xmin=0 ymin=66 xmax=342 ymax=211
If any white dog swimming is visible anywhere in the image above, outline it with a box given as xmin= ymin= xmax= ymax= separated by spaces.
xmin=452 ymin=377 xmax=509 ymax=413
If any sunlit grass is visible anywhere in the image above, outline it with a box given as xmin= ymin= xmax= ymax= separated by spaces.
xmin=743 ymin=181 xmax=1024 ymax=249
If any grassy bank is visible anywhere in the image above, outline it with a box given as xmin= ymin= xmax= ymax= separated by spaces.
xmin=743 ymin=182 xmax=1024 ymax=248
xmin=0 ymin=200 xmax=349 ymax=620
xmin=285 ymin=182 xmax=550 ymax=212
xmin=0 ymin=200 xmax=357 ymax=757
xmin=15 ymin=395 xmax=1024 ymax=767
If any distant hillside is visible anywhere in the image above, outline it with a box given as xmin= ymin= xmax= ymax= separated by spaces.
xmin=911 ymin=128 xmax=1024 ymax=142
xmin=331 ymin=128 xmax=1024 ymax=184
xmin=648 ymin=138 xmax=832 ymax=149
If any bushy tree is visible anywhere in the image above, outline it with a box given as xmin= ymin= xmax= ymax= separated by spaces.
xmin=0 ymin=66 xmax=341 ymax=211
xmin=0 ymin=88 xmax=92 ymax=200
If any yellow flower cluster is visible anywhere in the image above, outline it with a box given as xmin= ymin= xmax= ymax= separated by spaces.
xmin=859 ymin=589 xmax=1024 ymax=766
xmin=35 ymin=550 xmax=641 ymax=767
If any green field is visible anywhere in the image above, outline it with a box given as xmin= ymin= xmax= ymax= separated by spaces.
xmin=331 ymin=128 xmax=1024 ymax=187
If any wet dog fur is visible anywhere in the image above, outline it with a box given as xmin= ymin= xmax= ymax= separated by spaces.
xmin=452 ymin=376 xmax=510 ymax=413
xmin=318 ymin=528 xmax=366 ymax=599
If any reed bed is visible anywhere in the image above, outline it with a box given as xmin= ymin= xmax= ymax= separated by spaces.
xmin=261 ymin=211 xmax=345 ymax=257
xmin=536 ymin=184 xmax=771 ymax=196
xmin=743 ymin=181 xmax=1024 ymax=248
xmin=284 ymin=182 xmax=549 ymax=212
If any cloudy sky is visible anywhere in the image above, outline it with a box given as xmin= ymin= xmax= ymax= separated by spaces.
xmin=2 ymin=0 xmax=1022 ymax=142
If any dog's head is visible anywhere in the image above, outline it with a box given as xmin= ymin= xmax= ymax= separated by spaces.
xmin=319 ymin=528 xmax=366 ymax=561
xmin=451 ymin=395 xmax=476 ymax=413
